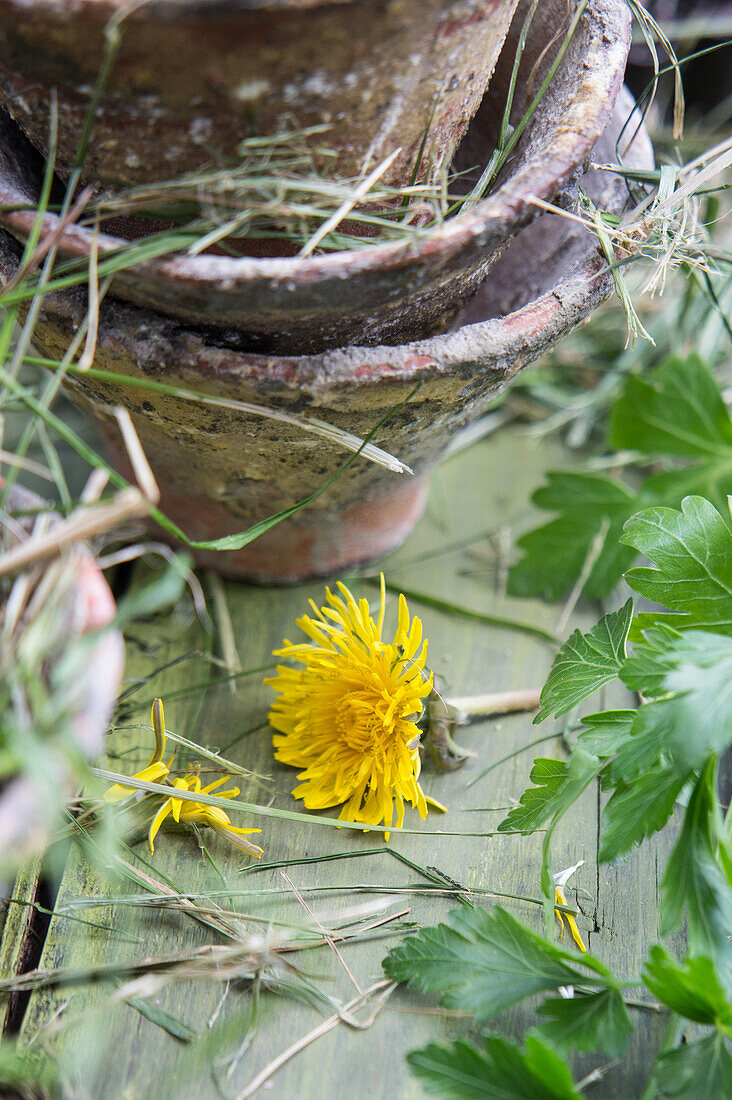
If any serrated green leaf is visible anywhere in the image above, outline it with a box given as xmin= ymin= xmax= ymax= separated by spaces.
xmin=644 ymin=462 xmax=732 ymax=523
xmin=536 ymin=989 xmax=632 ymax=1057
xmin=622 ymin=631 xmax=732 ymax=770
xmin=383 ymin=906 xmax=604 ymax=1023
xmin=509 ymin=359 xmax=732 ymax=606
xmin=662 ymin=632 xmax=732 ymax=765
xmin=620 ymin=624 xmax=685 ymax=695
xmin=643 ymin=947 xmax=732 ymax=1026
xmin=600 ymin=766 xmax=688 ymax=862
xmin=406 ymin=1035 xmax=582 ymax=1100
xmin=628 ymin=611 xmax=697 ymax=644
xmin=652 ymin=1033 xmax=732 ymax=1100
xmin=497 ymin=750 xmax=600 ymax=835
xmin=535 ymin=601 xmax=633 ymax=722
xmin=576 ymin=710 xmax=635 ymax=757
xmin=622 ymin=497 xmax=732 ymax=633
xmin=507 ymin=473 xmax=639 ymax=602
xmin=661 ymin=762 xmax=732 ymax=989
xmin=609 ymin=355 xmax=732 ymax=459
xmin=608 ymin=703 xmax=672 ymax=781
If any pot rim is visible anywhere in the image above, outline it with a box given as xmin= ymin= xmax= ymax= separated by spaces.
xmin=0 ymin=0 xmax=630 ymax=292
xmin=9 ymin=89 xmax=652 ymax=387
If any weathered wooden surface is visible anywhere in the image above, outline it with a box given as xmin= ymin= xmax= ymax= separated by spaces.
xmin=2 ymin=425 xmax=683 ymax=1097
xmin=0 ymin=857 xmax=42 ymax=1034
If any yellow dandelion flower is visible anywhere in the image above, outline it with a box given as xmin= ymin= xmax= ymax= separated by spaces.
xmin=266 ymin=575 xmax=437 ymax=835
xmin=104 ymin=698 xmax=173 ymax=802
xmin=149 ymin=771 xmax=263 ymax=857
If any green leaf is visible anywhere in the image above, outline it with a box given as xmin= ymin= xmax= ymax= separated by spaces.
xmin=509 ymin=359 xmax=732 ymax=605
xmin=652 ymin=1033 xmax=732 ymax=1100
xmin=497 ymin=750 xmax=600 ymax=836
xmin=383 ymin=906 xmax=604 ymax=1023
xmin=644 ymin=462 xmax=732 ymax=523
xmin=608 ymin=703 xmax=674 ymax=781
xmin=661 ymin=762 xmax=732 ymax=988
xmin=576 ymin=710 xmax=635 ymax=757
xmin=507 ymin=473 xmax=639 ymax=602
xmin=406 ymin=1035 xmax=582 ymax=1100
xmin=535 ymin=600 xmax=633 ymax=722
xmin=623 ymin=497 xmax=732 ymax=633
xmin=622 ymin=631 xmax=732 ymax=771
xmin=536 ymin=989 xmax=632 ymax=1058
xmin=599 ymin=765 xmax=688 ymax=861
xmin=643 ymin=947 xmax=732 ymax=1027
xmin=609 ymin=355 xmax=732 ymax=460
xmin=628 ymin=611 xmax=703 ymax=644
xmin=661 ymin=632 xmax=732 ymax=766
xmin=620 ymin=624 xmax=685 ymax=695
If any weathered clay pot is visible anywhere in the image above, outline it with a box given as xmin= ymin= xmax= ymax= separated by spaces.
xmin=0 ymin=89 xmax=651 ymax=583
xmin=0 ymin=0 xmax=631 ymax=353
xmin=0 ymin=485 xmax=124 ymax=884
xmin=0 ymin=0 xmax=520 ymax=192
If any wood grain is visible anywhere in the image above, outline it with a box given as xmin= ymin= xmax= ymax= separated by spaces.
xmin=2 ymin=426 xmax=684 ymax=1098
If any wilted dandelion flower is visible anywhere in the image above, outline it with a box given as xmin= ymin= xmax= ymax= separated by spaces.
xmin=554 ymin=861 xmax=587 ymax=953
xmin=104 ymin=698 xmax=173 ymax=802
xmin=149 ymin=771 xmax=263 ymax=857
xmin=104 ymin=698 xmax=262 ymax=858
xmin=266 ymin=575 xmax=436 ymax=834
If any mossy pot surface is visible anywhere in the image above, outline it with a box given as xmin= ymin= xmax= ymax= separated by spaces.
xmin=0 ymin=0 xmax=520 ymax=191
xmin=0 ymin=90 xmax=652 ymax=582
xmin=0 ymin=0 xmax=631 ymax=352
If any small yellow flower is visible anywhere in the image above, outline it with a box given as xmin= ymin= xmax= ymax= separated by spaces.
xmin=266 ymin=575 xmax=436 ymax=835
xmin=104 ymin=697 xmax=262 ymax=859
xmin=148 ymin=771 xmax=263 ymax=857
xmin=104 ymin=699 xmax=173 ymax=802
xmin=554 ymin=861 xmax=587 ymax=952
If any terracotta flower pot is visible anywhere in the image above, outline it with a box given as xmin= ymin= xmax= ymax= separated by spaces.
xmin=0 ymin=0 xmax=520 ymax=192
xmin=0 ymin=0 xmax=631 ymax=353
xmin=0 ymin=485 xmax=124 ymax=884
xmin=0 ymin=89 xmax=652 ymax=583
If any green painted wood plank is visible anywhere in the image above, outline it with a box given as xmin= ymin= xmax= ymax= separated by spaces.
xmin=14 ymin=427 xmax=683 ymax=1098
xmin=0 ymin=857 xmax=42 ymax=1033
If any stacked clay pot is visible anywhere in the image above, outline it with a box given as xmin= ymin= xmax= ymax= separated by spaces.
xmin=0 ymin=0 xmax=523 ymax=192
xmin=0 ymin=0 xmax=648 ymax=580
xmin=0 ymin=0 xmax=631 ymax=351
